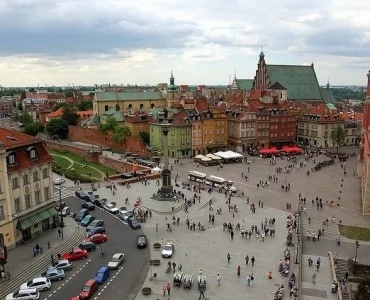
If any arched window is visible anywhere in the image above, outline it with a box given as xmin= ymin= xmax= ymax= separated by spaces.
xmin=105 ymin=105 xmax=109 ymax=111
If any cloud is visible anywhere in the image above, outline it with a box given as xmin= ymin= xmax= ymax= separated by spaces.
xmin=0 ymin=0 xmax=369 ymax=86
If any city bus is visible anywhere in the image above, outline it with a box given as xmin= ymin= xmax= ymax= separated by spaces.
xmin=188 ymin=171 xmax=207 ymax=183
xmin=204 ymin=175 xmax=225 ymax=188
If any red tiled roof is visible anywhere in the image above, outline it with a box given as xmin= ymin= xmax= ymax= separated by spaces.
xmin=0 ymin=128 xmax=42 ymax=149
xmin=171 ymin=111 xmax=189 ymax=126
xmin=195 ymin=98 xmax=209 ymax=113
xmin=46 ymin=107 xmax=63 ymax=118
xmin=304 ymin=103 xmax=338 ymax=122
xmin=7 ymin=142 xmax=53 ymax=172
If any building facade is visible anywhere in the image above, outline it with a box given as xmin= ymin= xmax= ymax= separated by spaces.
xmin=0 ymin=97 xmax=14 ymax=118
xmin=0 ymin=129 xmax=55 ymax=249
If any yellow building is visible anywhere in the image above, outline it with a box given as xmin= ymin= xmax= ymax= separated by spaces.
xmin=93 ymin=91 xmax=167 ymax=116
xmin=0 ymin=129 xmax=54 ymax=250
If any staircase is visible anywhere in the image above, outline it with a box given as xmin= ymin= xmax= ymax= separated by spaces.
xmin=301 ymin=218 xmax=340 ymax=239
xmin=335 ymin=259 xmax=350 ymax=300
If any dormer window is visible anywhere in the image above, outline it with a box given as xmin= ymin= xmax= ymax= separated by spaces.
xmin=7 ymin=153 xmax=16 ymax=165
xmin=27 ymin=146 xmax=37 ymax=159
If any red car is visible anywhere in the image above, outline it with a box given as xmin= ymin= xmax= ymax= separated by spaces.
xmin=84 ymin=233 xmax=107 ymax=244
xmin=79 ymin=279 xmax=99 ymax=299
xmin=62 ymin=248 xmax=88 ymax=261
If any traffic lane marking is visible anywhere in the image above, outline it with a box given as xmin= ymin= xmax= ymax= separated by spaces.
xmin=93 ymin=266 xmax=124 ymax=300
xmin=44 ymin=259 xmax=92 ymax=299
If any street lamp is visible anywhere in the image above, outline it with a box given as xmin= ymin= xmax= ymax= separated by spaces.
xmin=56 ymin=186 xmax=64 ymax=240
xmin=354 ymin=240 xmax=359 ymax=270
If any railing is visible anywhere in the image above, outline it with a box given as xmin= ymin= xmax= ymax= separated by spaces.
xmin=328 ymin=251 xmax=343 ymax=300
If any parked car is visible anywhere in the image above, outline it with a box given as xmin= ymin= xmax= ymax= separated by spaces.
xmin=6 ymin=288 xmax=40 ymax=300
xmin=54 ymin=177 xmax=65 ymax=185
xmin=53 ymin=259 xmax=72 ymax=271
xmin=80 ymin=215 xmax=96 ymax=227
xmin=36 ymin=268 xmax=65 ymax=281
xmin=127 ymin=217 xmax=141 ymax=229
xmin=75 ymin=209 xmax=89 ymax=222
xmin=136 ymin=235 xmax=148 ymax=248
xmin=20 ymin=277 xmax=51 ymax=291
xmin=108 ymin=253 xmax=125 ymax=270
xmin=81 ymin=202 xmax=95 ymax=210
xmin=59 ymin=206 xmax=70 ymax=217
xmin=102 ymin=203 xmax=119 ymax=214
xmin=94 ymin=266 xmax=110 ymax=284
xmin=75 ymin=190 xmax=88 ymax=200
xmin=92 ymin=195 xmax=105 ymax=207
xmin=85 ymin=233 xmax=107 ymax=244
xmin=87 ymin=226 xmax=105 ymax=237
xmin=62 ymin=249 xmax=88 ymax=261
xmin=84 ymin=194 xmax=96 ymax=203
xmin=79 ymin=279 xmax=99 ymax=299
xmin=162 ymin=243 xmax=175 ymax=258
xmin=79 ymin=241 xmax=96 ymax=252
xmin=86 ymin=220 xmax=104 ymax=232
xmin=118 ymin=210 xmax=132 ymax=222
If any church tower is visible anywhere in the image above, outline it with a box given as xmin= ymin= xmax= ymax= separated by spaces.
xmin=166 ymin=70 xmax=180 ymax=108
xmin=252 ymin=50 xmax=269 ymax=90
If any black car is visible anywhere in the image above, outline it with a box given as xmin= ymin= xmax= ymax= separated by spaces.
xmin=75 ymin=190 xmax=88 ymax=200
xmin=86 ymin=220 xmax=105 ymax=232
xmin=136 ymin=235 xmax=148 ymax=248
xmin=79 ymin=241 xmax=96 ymax=252
xmin=81 ymin=202 xmax=95 ymax=210
xmin=87 ymin=226 xmax=106 ymax=237
xmin=85 ymin=194 xmax=96 ymax=203
xmin=93 ymin=199 xmax=104 ymax=207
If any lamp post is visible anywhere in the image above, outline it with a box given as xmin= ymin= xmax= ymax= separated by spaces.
xmin=354 ymin=240 xmax=359 ymax=270
xmin=57 ymin=186 xmax=64 ymax=240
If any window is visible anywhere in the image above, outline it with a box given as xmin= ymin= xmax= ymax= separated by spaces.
xmin=8 ymin=154 xmax=16 ymax=164
xmin=0 ymin=205 xmax=4 ymax=220
xmin=35 ymin=191 xmax=41 ymax=204
xmin=25 ymin=194 xmax=31 ymax=208
xmin=44 ymin=187 xmax=50 ymax=200
xmin=15 ymin=198 xmax=21 ymax=213
xmin=30 ymin=149 xmax=36 ymax=159
xmin=13 ymin=178 xmax=19 ymax=189
xmin=42 ymin=169 xmax=49 ymax=178
xmin=23 ymin=174 xmax=29 ymax=185
xmin=140 ymin=104 xmax=144 ymax=109
xmin=33 ymin=171 xmax=39 ymax=182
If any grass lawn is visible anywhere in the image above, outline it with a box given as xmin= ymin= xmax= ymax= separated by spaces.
xmin=52 ymin=155 xmax=72 ymax=170
xmin=50 ymin=149 xmax=117 ymax=178
xmin=339 ymin=225 xmax=370 ymax=241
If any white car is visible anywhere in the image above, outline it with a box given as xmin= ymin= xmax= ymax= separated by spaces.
xmin=118 ymin=210 xmax=130 ymax=222
xmin=6 ymin=288 xmax=40 ymax=300
xmin=162 ymin=243 xmax=175 ymax=258
xmin=59 ymin=207 xmax=70 ymax=217
xmin=108 ymin=253 xmax=125 ymax=269
xmin=20 ymin=277 xmax=51 ymax=291
xmin=103 ymin=203 xmax=119 ymax=214
xmin=54 ymin=177 xmax=65 ymax=185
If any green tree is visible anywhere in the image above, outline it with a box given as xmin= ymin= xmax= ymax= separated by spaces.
xmin=23 ymin=123 xmax=43 ymax=136
xmin=98 ymin=117 xmax=118 ymax=132
xmin=113 ymin=126 xmax=131 ymax=144
xmin=17 ymin=102 xmax=23 ymax=111
xmin=65 ymin=90 xmax=74 ymax=97
xmin=354 ymin=275 xmax=370 ymax=300
xmin=77 ymin=100 xmax=93 ymax=111
xmin=45 ymin=119 xmax=69 ymax=139
xmin=61 ymin=106 xmax=79 ymax=126
xmin=28 ymin=88 xmax=36 ymax=93
xmin=18 ymin=112 xmax=33 ymax=126
xmin=52 ymin=102 xmax=68 ymax=112
xmin=20 ymin=90 xmax=26 ymax=101
xmin=331 ymin=125 xmax=345 ymax=154
xmin=139 ymin=131 xmax=150 ymax=145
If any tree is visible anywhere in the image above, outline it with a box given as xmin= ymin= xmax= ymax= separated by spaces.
xmin=52 ymin=102 xmax=68 ymax=112
xmin=139 ymin=131 xmax=150 ymax=145
xmin=98 ymin=117 xmax=118 ymax=132
xmin=23 ymin=123 xmax=43 ymax=136
xmin=17 ymin=112 xmax=33 ymax=126
xmin=77 ymin=100 xmax=93 ymax=111
xmin=354 ymin=275 xmax=370 ymax=300
xmin=65 ymin=90 xmax=74 ymax=97
xmin=331 ymin=125 xmax=345 ymax=154
xmin=113 ymin=126 xmax=131 ymax=144
xmin=45 ymin=119 xmax=69 ymax=139
xmin=17 ymin=102 xmax=23 ymax=111
xmin=28 ymin=88 xmax=36 ymax=93
xmin=61 ymin=106 xmax=79 ymax=126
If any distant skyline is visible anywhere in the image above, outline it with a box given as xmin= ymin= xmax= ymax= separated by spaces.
xmin=0 ymin=0 xmax=369 ymax=87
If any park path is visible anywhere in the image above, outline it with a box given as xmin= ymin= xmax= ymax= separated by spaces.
xmin=50 ymin=153 xmax=105 ymax=180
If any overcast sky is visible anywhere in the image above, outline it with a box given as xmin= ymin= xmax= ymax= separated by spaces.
xmin=0 ymin=0 xmax=369 ymax=87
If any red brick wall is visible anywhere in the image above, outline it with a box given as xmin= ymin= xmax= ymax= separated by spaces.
xmin=68 ymin=126 xmax=150 ymax=156
xmin=45 ymin=141 xmax=100 ymax=163
xmin=98 ymin=155 xmax=150 ymax=174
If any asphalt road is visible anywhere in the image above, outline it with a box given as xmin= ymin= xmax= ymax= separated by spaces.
xmin=42 ymin=195 xmax=150 ymax=300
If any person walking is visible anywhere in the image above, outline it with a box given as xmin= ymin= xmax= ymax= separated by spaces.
xmin=246 ymin=274 xmax=251 ymax=287
xmin=237 ymin=265 xmax=241 ymax=276
xmin=58 ymin=229 xmax=61 ymax=237
xmin=216 ymin=274 xmax=221 ymax=286
xmin=199 ymin=287 xmax=206 ymax=299
xmin=245 ymin=255 xmax=249 ymax=265
xmin=172 ymin=262 xmax=176 ymax=273
xmin=227 ymin=252 xmax=231 ymax=263
xmin=312 ymin=273 xmax=317 ymax=284
xmin=316 ymin=258 xmax=321 ymax=271
xmin=251 ymin=256 xmax=255 ymax=266
xmin=166 ymin=283 xmax=171 ymax=296
xmin=250 ymin=273 xmax=254 ymax=286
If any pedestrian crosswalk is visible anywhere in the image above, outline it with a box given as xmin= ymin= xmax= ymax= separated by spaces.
xmin=51 ymin=188 xmax=76 ymax=202
xmin=301 ymin=217 xmax=340 ymax=238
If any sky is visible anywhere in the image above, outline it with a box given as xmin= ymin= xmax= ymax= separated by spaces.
xmin=0 ymin=0 xmax=369 ymax=87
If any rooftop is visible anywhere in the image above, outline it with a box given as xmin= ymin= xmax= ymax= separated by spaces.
xmin=95 ymin=91 xmax=164 ymax=101
xmin=0 ymin=128 xmax=42 ymax=149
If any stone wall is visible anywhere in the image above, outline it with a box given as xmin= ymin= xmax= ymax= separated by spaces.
xmin=68 ymin=126 xmax=150 ymax=156
xmin=98 ymin=155 xmax=150 ymax=174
